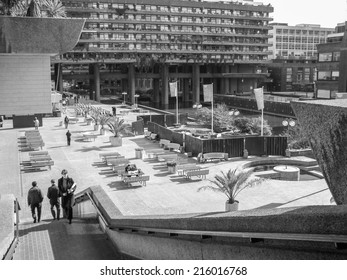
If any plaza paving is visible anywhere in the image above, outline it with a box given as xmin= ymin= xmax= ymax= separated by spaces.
xmin=0 ymin=103 xmax=333 ymax=224
xmin=0 ymin=103 xmax=335 ymax=259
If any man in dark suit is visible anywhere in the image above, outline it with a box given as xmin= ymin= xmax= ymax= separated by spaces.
xmin=27 ymin=181 xmax=43 ymax=223
xmin=57 ymin=169 xmax=76 ymax=224
xmin=47 ymin=179 xmax=60 ymax=220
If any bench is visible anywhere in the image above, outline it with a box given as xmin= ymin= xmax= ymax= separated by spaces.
xmin=29 ymin=151 xmax=49 ymax=157
xmin=144 ymin=131 xmax=152 ymax=139
xmin=29 ymin=155 xmax=52 ymax=162
xmin=68 ymin=117 xmax=79 ymax=124
xmin=167 ymin=143 xmax=182 ymax=153
xmin=123 ymin=175 xmax=150 ymax=187
xmin=150 ymin=133 xmax=158 ymax=141
xmin=105 ymin=155 xmax=125 ymax=165
xmin=185 ymin=169 xmax=209 ymax=180
xmin=83 ymin=133 xmax=98 ymax=142
xmin=157 ymin=154 xmax=178 ymax=162
xmin=107 ymin=158 xmax=130 ymax=167
xmin=176 ymin=163 xmax=200 ymax=175
xmin=99 ymin=152 xmax=121 ymax=160
xmin=22 ymin=160 xmax=54 ymax=171
xmin=198 ymin=152 xmax=228 ymax=163
xmin=112 ymin=165 xmax=127 ymax=175
xmin=159 ymin=139 xmax=171 ymax=148
xmin=144 ymin=149 xmax=171 ymax=159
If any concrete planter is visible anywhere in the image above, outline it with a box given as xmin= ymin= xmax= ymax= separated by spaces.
xmin=94 ymin=124 xmax=100 ymax=131
xmin=225 ymin=201 xmax=239 ymax=212
xmin=100 ymin=128 xmax=106 ymax=135
xmin=109 ymin=136 xmax=122 ymax=147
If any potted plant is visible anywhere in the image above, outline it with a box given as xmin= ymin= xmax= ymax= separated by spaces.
xmin=90 ymin=107 xmax=102 ymax=131
xmin=99 ymin=114 xmax=111 ymax=135
xmin=198 ymin=168 xmax=264 ymax=211
xmin=107 ymin=117 xmax=130 ymax=146
xmin=166 ymin=161 xmax=177 ymax=173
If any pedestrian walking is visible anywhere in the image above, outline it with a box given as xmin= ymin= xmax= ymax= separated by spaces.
xmin=47 ymin=179 xmax=60 ymax=220
xmin=27 ymin=181 xmax=43 ymax=223
xmin=33 ymin=117 xmax=40 ymax=130
xmin=64 ymin=116 xmax=69 ymax=129
xmin=0 ymin=115 xmax=3 ymax=128
xmin=66 ymin=130 xmax=71 ymax=146
xmin=58 ymin=169 xmax=76 ymax=224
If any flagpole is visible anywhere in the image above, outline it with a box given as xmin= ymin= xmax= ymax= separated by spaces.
xmin=261 ymin=86 xmax=264 ymax=136
xmin=211 ymin=83 xmax=214 ymax=134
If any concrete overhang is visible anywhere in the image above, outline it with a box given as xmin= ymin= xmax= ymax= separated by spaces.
xmin=0 ymin=16 xmax=85 ymax=55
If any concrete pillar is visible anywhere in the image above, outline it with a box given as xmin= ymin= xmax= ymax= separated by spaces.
xmin=153 ymin=78 xmax=160 ymax=104
xmin=224 ymin=65 xmax=230 ymax=94
xmin=161 ymin=64 xmax=169 ymax=106
xmin=94 ymin=63 xmax=100 ymax=102
xmin=54 ymin=63 xmax=64 ymax=94
xmin=192 ymin=64 xmax=200 ymax=103
xmin=128 ymin=64 xmax=135 ymax=104
xmin=89 ymin=64 xmax=95 ymax=100
xmin=183 ymin=78 xmax=190 ymax=103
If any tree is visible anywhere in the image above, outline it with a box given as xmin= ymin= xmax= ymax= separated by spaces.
xmin=198 ymin=168 xmax=264 ymax=204
xmin=1 ymin=0 xmax=66 ymax=17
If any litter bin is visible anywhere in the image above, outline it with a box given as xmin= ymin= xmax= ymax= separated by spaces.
xmin=135 ymin=148 xmax=144 ymax=159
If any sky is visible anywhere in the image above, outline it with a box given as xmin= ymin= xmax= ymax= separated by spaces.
xmin=263 ymin=0 xmax=346 ymax=28
xmin=205 ymin=0 xmax=347 ymax=28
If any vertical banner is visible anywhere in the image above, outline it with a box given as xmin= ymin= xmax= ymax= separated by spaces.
xmin=203 ymin=84 xmax=213 ymax=102
xmin=254 ymin=87 xmax=264 ymax=110
xmin=169 ymin=81 xmax=178 ymax=97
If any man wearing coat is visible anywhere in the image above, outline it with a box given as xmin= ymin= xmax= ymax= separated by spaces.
xmin=27 ymin=181 xmax=43 ymax=223
xmin=57 ymin=169 xmax=76 ymax=224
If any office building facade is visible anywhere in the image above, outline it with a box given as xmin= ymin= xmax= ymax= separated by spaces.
xmin=316 ymin=22 xmax=347 ymax=99
xmin=52 ymin=0 xmax=273 ymax=106
xmin=267 ymin=23 xmax=334 ymax=92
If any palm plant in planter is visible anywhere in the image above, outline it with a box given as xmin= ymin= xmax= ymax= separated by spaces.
xmin=166 ymin=161 xmax=177 ymax=173
xmin=198 ymin=168 xmax=264 ymax=211
xmin=90 ymin=107 xmax=102 ymax=131
xmin=99 ymin=114 xmax=111 ymax=135
xmin=107 ymin=117 xmax=130 ymax=146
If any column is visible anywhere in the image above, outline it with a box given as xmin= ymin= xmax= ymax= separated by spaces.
xmin=128 ymin=64 xmax=135 ymax=104
xmin=153 ymin=78 xmax=160 ymax=104
xmin=192 ymin=63 xmax=200 ymax=104
xmin=183 ymin=78 xmax=190 ymax=103
xmin=224 ymin=65 xmax=230 ymax=94
xmin=94 ymin=63 xmax=100 ymax=102
xmin=161 ymin=64 xmax=169 ymax=107
xmin=89 ymin=64 xmax=95 ymax=100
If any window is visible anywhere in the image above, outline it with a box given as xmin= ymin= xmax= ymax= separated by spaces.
xmin=333 ymin=52 xmax=340 ymax=61
xmin=332 ymin=71 xmax=339 ymax=80
xmin=286 ymin=68 xmax=292 ymax=82
xmin=318 ymin=71 xmax=332 ymax=80
xmin=318 ymin=53 xmax=332 ymax=62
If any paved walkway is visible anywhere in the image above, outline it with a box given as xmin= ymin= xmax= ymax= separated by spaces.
xmin=0 ymin=103 xmax=333 ymax=259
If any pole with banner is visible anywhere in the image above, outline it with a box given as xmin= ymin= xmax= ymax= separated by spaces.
xmin=254 ymin=86 xmax=264 ymax=136
xmin=203 ymin=83 xmax=214 ymax=133
xmin=169 ymin=81 xmax=179 ymax=124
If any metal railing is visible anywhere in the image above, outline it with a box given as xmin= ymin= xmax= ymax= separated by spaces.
xmin=2 ymin=199 xmax=20 ymax=260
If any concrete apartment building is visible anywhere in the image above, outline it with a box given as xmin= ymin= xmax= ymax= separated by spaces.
xmin=268 ymin=23 xmax=334 ymax=92
xmin=52 ymin=0 xmax=274 ymax=107
xmin=316 ymin=22 xmax=347 ymax=99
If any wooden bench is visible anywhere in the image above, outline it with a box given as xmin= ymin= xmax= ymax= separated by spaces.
xmin=176 ymin=163 xmax=200 ymax=175
xmin=144 ymin=131 xmax=152 ymax=139
xmin=185 ymin=169 xmax=209 ymax=180
xmin=29 ymin=151 xmax=49 ymax=157
xmin=105 ymin=156 xmax=125 ymax=165
xmin=167 ymin=142 xmax=182 ymax=152
xmin=144 ymin=149 xmax=171 ymax=159
xmin=159 ymin=139 xmax=171 ymax=148
xmin=99 ymin=152 xmax=121 ymax=160
xmin=68 ymin=117 xmax=79 ymax=124
xmin=83 ymin=133 xmax=98 ymax=142
xmin=112 ymin=165 xmax=127 ymax=175
xmin=199 ymin=152 xmax=228 ymax=163
xmin=22 ymin=160 xmax=54 ymax=171
xmin=157 ymin=154 xmax=178 ymax=162
xmin=29 ymin=155 xmax=52 ymax=162
xmin=123 ymin=175 xmax=150 ymax=187
xmin=150 ymin=133 xmax=158 ymax=141
xmin=107 ymin=158 xmax=130 ymax=167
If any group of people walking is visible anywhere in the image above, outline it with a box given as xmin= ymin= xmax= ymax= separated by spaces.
xmin=27 ymin=169 xmax=76 ymax=224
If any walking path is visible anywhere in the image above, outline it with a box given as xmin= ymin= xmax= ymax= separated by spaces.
xmin=0 ymin=103 xmax=333 ymax=259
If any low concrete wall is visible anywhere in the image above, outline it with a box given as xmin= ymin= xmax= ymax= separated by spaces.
xmin=0 ymin=194 xmax=15 ymax=259
xmin=75 ymin=186 xmax=347 ymax=260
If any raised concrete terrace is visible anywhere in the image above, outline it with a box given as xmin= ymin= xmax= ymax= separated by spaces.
xmin=0 ymin=103 xmax=339 ymax=259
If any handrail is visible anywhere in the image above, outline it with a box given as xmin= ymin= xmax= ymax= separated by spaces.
xmin=3 ymin=199 xmax=20 ymax=260
xmin=85 ymin=192 xmax=110 ymax=228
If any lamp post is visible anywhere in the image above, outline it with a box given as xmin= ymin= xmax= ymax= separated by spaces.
xmin=134 ymin=94 xmax=140 ymax=109
xmin=122 ymin=91 xmax=127 ymax=105
xmin=282 ymin=119 xmax=296 ymax=134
